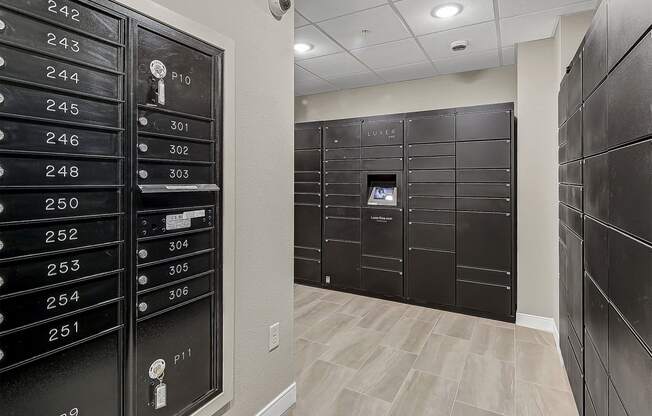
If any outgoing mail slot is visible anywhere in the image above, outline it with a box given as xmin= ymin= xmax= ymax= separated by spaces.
xmin=0 ymin=156 xmax=119 ymax=186
xmin=137 ymin=231 xmax=212 ymax=265
xmin=0 ymin=45 xmax=121 ymax=98
xmin=138 ymin=136 xmax=212 ymax=162
xmin=0 ymin=190 xmax=119 ymax=223
xmin=0 ymin=274 xmax=120 ymax=332
xmin=0 ymin=84 xmax=120 ymax=127
xmin=2 ymin=0 xmax=122 ymax=42
xmin=0 ymin=9 xmax=120 ymax=69
xmin=0 ymin=246 xmax=120 ymax=296
xmin=137 ymin=252 xmax=212 ymax=291
xmin=138 ymin=208 xmax=213 ymax=238
xmin=136 ymin=298 xmax=212 ymax=416
xmin=137 ymin=28 xmax=214 ymax=117
xmin=0 ymin=218 xmax=119 ymax=260
xmin=137 ymin=274 xmax=211 ymax=317
xmin=0 ymin=333 xmax=120 ymax=416
xmin=0 ymin=302 xmax=119 ymax=370
xmin=137 ymin=162 xmax=213 ymax=185
xmin=138 ymin=110 xmax=211 ymax=140
xmin=0 ymin=119 xmax=121 ymax=156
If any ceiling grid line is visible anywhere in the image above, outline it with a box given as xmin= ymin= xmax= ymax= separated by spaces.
xmin=493 ymin=0 xmax=504 ymax=66
xmin=387 ymin=0 xmax=440 ymax=73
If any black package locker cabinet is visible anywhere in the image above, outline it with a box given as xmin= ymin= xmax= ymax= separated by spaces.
xmin=405 ymin=110 xmax=456 ymax=307
xmin=361 ymin=115 xmax=405 ymax=299
xmin=559 ymin=2 xmax=652 ymax=415
xmin=294 ymin=122 xmax=322 ymax=285
xmin=0 ymin=0 xmax=125 ymax=415
xmin=0 ymin=1 xmax=225 ymax=416
xmin=323 ymin=119 xmax=362 ymax=291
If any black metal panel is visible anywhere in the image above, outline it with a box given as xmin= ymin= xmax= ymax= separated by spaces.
xmin=295 ymin=257 xmax=321 ymax=283
xmin=362 ymin=119 xmax=403 ymax=146
xmin=138 ymin=136 xmax=212 ymax=162
xmin=325 ymin=183 xmax=359 ymax=195
xmin=582 ymin=82 xmax=607 ymax=157
xmin=407 ymin=248 xmax=454 ymax=305
xmin=361 ymin=267 xmax=402 ymax=298
xmin=323 ymin=122 xmax=361 ymax=148
xmin=137 ymin=28 xmax=212 ymax=117
xmin=138 ymin=110 xmax=211 ymax=140
xmin=408 ymin=222 xmax=454 ymax=251
xmin=562 ymin=108 xmax=582 ymax=163
xmin=324 ymin=147 xmax=360 ymax=160
xmin=565 ymin=342 xmax=584 ymax=416
xmin=0 ymin=246 xmax=119 ymax=296
xmin=559 ymin=203 xmax=583 ymax=237
xmin=608 ymin=306 xmax=652 ymax=416
xmin=295 ymin=171 xmax=320 ymax=183
xmin=559 ymin=76 xmax=568 ymax=127
xmin=137 ymin=208 xmax=213 ymax=239
xmin=0 ymin=303 xmax=119 ymax=370
xmin=457 ymin=197 xmax=510 ymax=213
xmin=566 ymin=228 xmax=584 ymax=338
xmin=362 ymin=208 xmax=402 ymax=258
xmin=0 ymin=333 xmax=121 ymax=415
xmin=361 ymin=158 xmax=402 ymax=171
xmin=136 ymin=298 xmax=212 ymax=416
xmin=457 ymin=265 xmax=510 ymax=286
xmin=0 ymin=44 xmax=120 ymax=98
xmin=362 ymin=145 xmax=402 ymax=159
xmin=607 ymin=32 xmax=652 ymax=150
xmin=407 ymin=142 xmax=454 ymax=157
xmin=294 ymin=182 xmax=319 ymax=193
xmin=567 ymin=49 xmax=582 ymax=116
xmin=408 ymin=156 xmax=454 ymax=170
xmin=324 ymin=194 xmax=360 ymax=207
xmin=0 ymin=274 xmax=119 ymax=331
xmin=408 ymin=196 xmax=454 ymax=210
xmin=0 ymin=83 xmax=120 ymax=126
xmin=609 ymin=382 xmax=628 ymax=416
xmin=408 ymin=209 xmax=454 ymax=224
xmin=137 ymin=252 xmax=212 ymax=291
xmin=324 ymin=217 xmax=360 ymax=242
xmin=584 ymin=274 xmax=608 ymax=366
xmin=559 ymin=160 xmax=582 ymax=185
xmin=584 ymin=217 xmax=609 ymax=290
xmin=295 ymin=149 xmax=321 ymax=171
xmin=0 ymin=119 xmax=121 ymax=156
xmin=405 ymin=115 xmax=454 ymax=143
xmin=585 ymin=333 xmax=608 ymax=416
xmin=455 ymin=111 xmax=510 ymax=141
xmin=295 ymin=204 xmax=321 ymax=248
xmin=2 ymin=0 xmax=122 ymax=42
xmin=323 ymin=240 xmax=360 ymax=290
xmin=456 ymin=140 xmax=510 ymax=169
xmin=456 ymin=280 xmax=511 ymax=316
xmin=582 ymin=0 xmax=607 ymax=100
xmin=456 ymin=168 xmax=510 ymax=183
xmin=137 ymin=231 xmax=212 ymax=265
xmin=0 ymin=8 xmax=120 ymax=69
xmin=559 ymin=122 xmax=568 ymax=147
xmin=295 ymin=193 xmax=320 ymax=205
xmin=324 ymin=171 xmax=360 ymax=183
xmin=607 ymin=0 xmax=652 ymax=70
xmin=559 ymin=184 xmax=583 ymax=211
xmin=457 ymin=183 xmax=510 ymax=198
xmin=457 ymin=211 xmax=511 ymax=271
xmin=361 ymin=255 xmax=401 ymax=272
xmin=409 ymin=183 xmax=455 ymax=197
xmin=323 ymin=159 xmax=361 ymax=171
xmin=295 ymin=124 xmax=321 ymax=150
xmin=408 ymin=169 xmax=454 ymax=183
xmin=584 ymin=151 xmax=609 ymax=220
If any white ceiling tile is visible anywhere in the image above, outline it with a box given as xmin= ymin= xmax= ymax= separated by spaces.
xmin=318 ymin=5 xmax=411 ymax=49
xmin=433 ymin=49 xmax=500 ymax=74
xmin=418 ymin=21 xmax=498 ymax=60
xmin=295 ymin=65 xmax=338 ymax=96
xmin=500 ymin=2 xmax=596 ymax=46
xmin=351 ymin=38 xmax=427 ymax=69
xmin=295 ymin=0 xmax=388 ymax=22
xmin=394 ymin=0 xmax=495 ymax=36
xmin=501 ymin=46 xmax=515 ymax=65
xmin=326 ymin=71 xmax=385 ymax=89
xmin=294 ymin=26 xmax=343 ymax=60
xmin=498 ymin=0 xmax=597 ymax=18
xmin=295 ymin=12 xmax=310 ymax=28
xmin=376 ymin=61 xmax=438 ymax=83
xmin=298 ymin=52 xmax=368 ymax=78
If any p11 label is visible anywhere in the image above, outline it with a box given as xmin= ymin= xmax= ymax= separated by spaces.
xmin=165 ymin=210 xmax=206 ymax=231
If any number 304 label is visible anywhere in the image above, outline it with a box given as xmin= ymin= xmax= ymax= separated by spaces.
xmin=165 ymin=210 xmax=205 ymax=231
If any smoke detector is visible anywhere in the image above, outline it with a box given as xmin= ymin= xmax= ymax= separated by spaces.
xmin=450 ymin=40 xmax=469 ymax=52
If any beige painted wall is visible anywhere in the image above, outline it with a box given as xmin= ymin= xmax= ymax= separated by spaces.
xmin=295 ymin=66 xmax=517 ymax=122
xmin=149 ymin=1 xmax=295 ymax=415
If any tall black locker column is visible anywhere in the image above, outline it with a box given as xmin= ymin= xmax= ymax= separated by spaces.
xmin=294 ymin=123 xmax=322 ymax=285
xmin=455 ymin=107 xmax=515 ymax=318
xmin=323 ymin=119 xmax=362 ymax=290
xmin=405 ymin=111 xmax=456 ymax=306
xmin=0 ymin=1 xmax=126 ymax=413
xmin=559 ymin=1 xmax=652 ymax=415
xmin=360 ymin=115 xmax=405 ymax=298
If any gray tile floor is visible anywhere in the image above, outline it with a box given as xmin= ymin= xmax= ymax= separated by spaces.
xmin=289 ymin=285 xmax=578 ymax=416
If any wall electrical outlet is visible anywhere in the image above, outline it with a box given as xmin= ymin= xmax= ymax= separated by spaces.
xmin=269 ymin=322 xmax=280 ymax=351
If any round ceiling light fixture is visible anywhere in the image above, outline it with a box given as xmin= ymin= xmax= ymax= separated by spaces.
xmin=294 ymin=43 xmax=314 ymax=54
xmin=432 ymin=3 xmax=463 ymax=19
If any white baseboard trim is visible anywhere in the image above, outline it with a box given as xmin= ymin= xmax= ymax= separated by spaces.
xmin=255 ymin=382 xmax=296 ymax=416
xmin=516 ymin=313 xmax=563 ymax=363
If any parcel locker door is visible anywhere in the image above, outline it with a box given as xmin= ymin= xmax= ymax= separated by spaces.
xmin=457 ymin=211 xmax=511 ymax=271
xmin=324 ymin=240 xmax=361 ymax=290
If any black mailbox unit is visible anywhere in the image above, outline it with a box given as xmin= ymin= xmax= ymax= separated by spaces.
xmin=0 ymin=1 xmax=224 ymax=415
xmin=558 ymin=1 xmax=652 ymax=415
xmin=294 ymin=103 xmax=516 ymax=322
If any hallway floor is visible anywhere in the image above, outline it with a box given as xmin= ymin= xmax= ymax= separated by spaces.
xmin=289 ymin=285 xmax=578 ymax=416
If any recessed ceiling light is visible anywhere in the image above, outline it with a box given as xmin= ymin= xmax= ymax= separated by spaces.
xmin=294 ymin=43 xmax=313 ymax=53
xmin=432 ymin=3 xmax=463 ymax=19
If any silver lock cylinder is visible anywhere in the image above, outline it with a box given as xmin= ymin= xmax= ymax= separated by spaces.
xmin=0 ymin=203 xmax=4 ymax=214
xmin=137 ymin=275 xmax=149 ymax=285
xmin=138 ymin=249 xmax=148 ymax=259
xmin=0 ymin=129 xmax=4 ymax=141
xmin=0 ymin=348 xmax=4 ymax=361
xmin=138 ymin=170 xmax=149 ymax=179
xmin=0 ymin=312 xmax=4 ymax=325
xmin=138 ymin=143 xmax=149 ymax=153
xmin=0 ymin=275 xmax=4 ymax=288
xmin=0 ymin=93 xmax=5 ymax=104
xmin=0 ymin=240 xmax=4 ymax=251
xmin=0 ymin=166 xmax=5 ymax=177
xmin=0 ymin=20 xmax=5 ymax=31
xmin=0 ymin=56 xmax=5 ymax=68
xmin=138 ymin=116 xmax=149 ymax=126
xmin=138 ymin=302 xmax=148 ymax=312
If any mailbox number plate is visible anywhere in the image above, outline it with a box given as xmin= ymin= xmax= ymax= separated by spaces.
xmin=137 ymin=274 xmax=211 ymax=317
xmin=137 ymin=252 xmax=212 ymax=291
xmin=0 ymin=156 xmax=119 ymax=186
xmin=137 ymin=231 xmax=212 ymax=265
